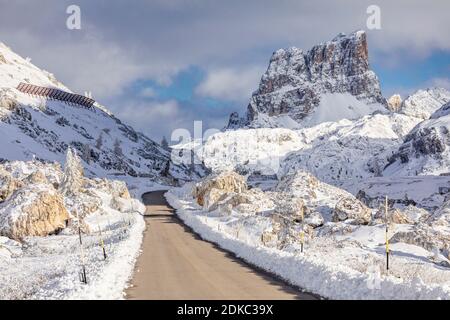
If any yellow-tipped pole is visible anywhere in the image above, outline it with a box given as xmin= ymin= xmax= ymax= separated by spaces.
xmin=300 ymin=206 xmax=305 ymax=253
xmin=385 ymin=196 xmax=390 ymax=271
xmin=98 ymin=226 xmax=107 ymax=260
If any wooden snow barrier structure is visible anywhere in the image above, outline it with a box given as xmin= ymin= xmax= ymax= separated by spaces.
xmin=16 ymin=82 xmax=95 ymax=109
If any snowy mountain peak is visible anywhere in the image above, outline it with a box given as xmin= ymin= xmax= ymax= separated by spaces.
xmin=228 ymin=31 xmax=387 ymax=130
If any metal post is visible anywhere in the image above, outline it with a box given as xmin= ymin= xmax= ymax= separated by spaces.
xmin=385 ymin=196 xmax=389 ymax=271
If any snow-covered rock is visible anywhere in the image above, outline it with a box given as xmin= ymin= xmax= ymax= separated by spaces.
xmin=391 ymin=225 xmax=450 ymax=261
xmin=331 ymin=197 xmax=371 ymax=225
xmin=227 ymin=30 xmax=387 ymax=129
xmin=275 ymin=170 xmax=359 ymax=224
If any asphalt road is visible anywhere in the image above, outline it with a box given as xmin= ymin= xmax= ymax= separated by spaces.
xmin=126 ymin=190 xmax=317 ymax=300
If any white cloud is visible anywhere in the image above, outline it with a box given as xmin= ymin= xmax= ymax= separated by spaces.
xmin=140 ymin=87 xmax=157 ymax=98
xmin=429 ymin=77 xmax=450 ymax=91
xmin=195 ymin=66 xmax=264 ymax=102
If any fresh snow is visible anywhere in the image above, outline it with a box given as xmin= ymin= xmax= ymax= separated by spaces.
xmin=166 ymin=185 xmax=450 ymax=300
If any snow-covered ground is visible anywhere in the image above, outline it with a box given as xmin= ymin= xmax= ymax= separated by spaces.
xmin=166 ymin=183 xmax=450 ymax=300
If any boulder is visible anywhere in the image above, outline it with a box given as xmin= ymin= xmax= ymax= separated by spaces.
xmin=193 ymin=171 xmax=247 ymax=207
xmin=332 ymin=197 xmax=372 ymax=225
xmin=0 ymin=185 xmax=70 ymax=240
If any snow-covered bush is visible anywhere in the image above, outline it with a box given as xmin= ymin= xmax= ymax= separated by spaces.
xmin=59 ymin=147 xmax=84 ymax=196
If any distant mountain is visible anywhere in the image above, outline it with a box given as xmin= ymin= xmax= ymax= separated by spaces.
xmin=0 ymin=42 xmax=197 ymax=183
xmin=396 ymin=88 xmax=450 ymax=120
xmin=227 ymin=31 xmax=387 ymax=129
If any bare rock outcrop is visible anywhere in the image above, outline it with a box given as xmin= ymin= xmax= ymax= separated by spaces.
xmin=0 ymin=184 xmax=69 ymax=240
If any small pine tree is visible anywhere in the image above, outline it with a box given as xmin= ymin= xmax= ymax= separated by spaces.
xmin=82 ymin=143 xmax=91 ymax=164
xmin=60 ymin=147 xmax=84 ymax=196
xmin=161 ymin=136 xmax=169 ymax=150
xmin=114 ymin=138 xmax=123 ymax=157
xmin=95 ymin=132 xmax=103 ymax=150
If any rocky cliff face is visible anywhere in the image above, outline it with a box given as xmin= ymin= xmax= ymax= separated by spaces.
xmin=228 ymin=31 xmax=387 ymax=129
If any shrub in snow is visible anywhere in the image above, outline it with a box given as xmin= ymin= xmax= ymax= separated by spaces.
xmin=332 ymin=197 xmax=371 ymax=225
xmin=0 ymin=184 xmax=69 ymax=240
xmin=262 ymin=213 xmax=314 ymax=249
xmin=0 ymin=92 xmax=18 ymax=111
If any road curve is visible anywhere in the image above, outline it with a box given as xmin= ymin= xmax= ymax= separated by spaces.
xmin=126 ymin=191 xmax=317 ymax=300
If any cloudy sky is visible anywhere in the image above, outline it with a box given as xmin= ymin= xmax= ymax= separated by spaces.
xmin=0 ymin=0 xmax=449 ymax=142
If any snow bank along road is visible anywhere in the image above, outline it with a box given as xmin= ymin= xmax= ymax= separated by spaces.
xmin=126 ymin=191 xmax=317 ymax=300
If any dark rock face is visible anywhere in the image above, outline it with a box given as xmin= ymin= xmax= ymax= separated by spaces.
xmin=228 ymin=31 xmax=386 ymax=128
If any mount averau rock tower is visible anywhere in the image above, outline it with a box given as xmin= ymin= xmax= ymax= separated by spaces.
xmin=228 ymin=31 xmax=387 ymax=129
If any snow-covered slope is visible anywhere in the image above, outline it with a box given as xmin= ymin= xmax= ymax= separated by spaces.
xmin=202 ymin=113 xmax=420 ymax=185
xmin=0 ymin=42 xmax=195 ymax=183
xmin=398 ymin=88 xmax=450 ymax=120
xmin=227 ymin=31 xmax=387 ymax=129
xmin=385 ymin=101 xmax=450 ymax=176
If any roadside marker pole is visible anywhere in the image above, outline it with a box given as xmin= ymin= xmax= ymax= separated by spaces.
xmin=98 ymin=226 xmax=107 ymax=260
xmin=300 ymin=206 xmax=305 ymax=253
xmin=76 ymin=210 xmax=88 ymax=284
xmin=385 ymin=196 xmax=390 ymax=271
